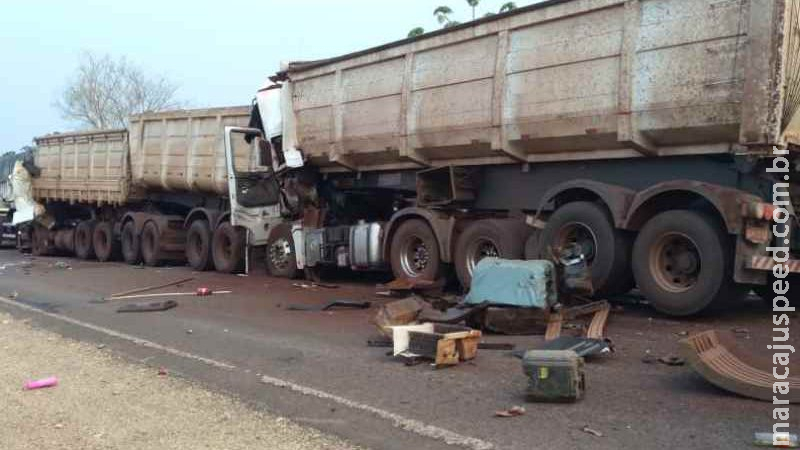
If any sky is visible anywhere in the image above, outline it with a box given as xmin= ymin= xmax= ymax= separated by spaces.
xmin=0 ymin=0 xmax=538 ymax=152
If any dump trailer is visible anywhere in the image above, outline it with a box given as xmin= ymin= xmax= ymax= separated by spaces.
xmin=218 ymin=0 xmax=800 ymax=316
xmin=22 ymin=106 xmax=254 ymax=271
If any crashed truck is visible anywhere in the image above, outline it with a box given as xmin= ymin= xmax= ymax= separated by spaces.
xmin=0 ymin=151 xmax=20 ymax=247
xmin=17 ymin=0 xmax=800 ymax=317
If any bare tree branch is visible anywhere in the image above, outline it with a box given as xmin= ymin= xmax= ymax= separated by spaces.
xmin=56 ymin=52 xmax=183 ymax=130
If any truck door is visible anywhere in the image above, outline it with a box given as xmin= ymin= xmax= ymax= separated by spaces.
xmin=224 ymin=126 xmax=281 ymax=246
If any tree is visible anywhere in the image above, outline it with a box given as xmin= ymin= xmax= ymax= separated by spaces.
xmin=56 ymin=52 xmax=182 ymax=130
xmin=434 ymin=6 xmax=454 ymax=25
xmin=408 ymin=27 xmax=426 ymax=38
xmin=499 ymin=2 xmax=517 ymax=13
xmin=466 ymin=0 xmax=479 ymax=20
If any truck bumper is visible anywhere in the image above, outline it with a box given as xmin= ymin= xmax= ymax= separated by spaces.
xmin=746 ymin=256 xmax=800 ymax=274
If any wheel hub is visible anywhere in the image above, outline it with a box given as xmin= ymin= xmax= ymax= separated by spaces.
xmin=557 ymin=222 xmax=597 ymax=262
xmin=467 ymin=239 xmax=499 ymax=274
xmin=400 ymin=237 xmax=429 ymax=276
xmin=652 ymin=232 xmax=701 ymax=293
xmin=269 ymin=238 xmax=292 ymax=270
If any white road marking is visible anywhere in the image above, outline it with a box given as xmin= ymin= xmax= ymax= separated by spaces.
xmin=0 ymin=295 xmax=495 ymax=450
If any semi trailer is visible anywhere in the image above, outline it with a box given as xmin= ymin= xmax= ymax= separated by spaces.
xmin=17 ymin=0 xmax=800 ymax=316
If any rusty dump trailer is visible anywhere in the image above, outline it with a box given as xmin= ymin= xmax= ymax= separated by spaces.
xmin=25 ymin=106 xmax=252 ymax=271
xmin=219 ymin=0 xmax=800 ymax=316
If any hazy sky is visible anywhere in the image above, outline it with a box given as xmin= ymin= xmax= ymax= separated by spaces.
xmin=1 ymin=0 xmax=537 ymax=152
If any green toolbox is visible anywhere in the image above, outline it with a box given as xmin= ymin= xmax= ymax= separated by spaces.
xmin=522 ymin=350 xmax=585 ymax=402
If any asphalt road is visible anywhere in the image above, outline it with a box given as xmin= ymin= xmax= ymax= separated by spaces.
xmin=0 ymin=249 xmax=795 ymax=449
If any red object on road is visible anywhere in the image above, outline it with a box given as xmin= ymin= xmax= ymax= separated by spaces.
xmin=196 ymin=287 xmax=211 ymax=296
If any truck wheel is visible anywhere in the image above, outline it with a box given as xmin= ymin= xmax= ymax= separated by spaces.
xmin=93 ymin=221 xmax=119 ymax=262
xmin=31 ymin=226 xmax=49 ymax=256
xmin=454 ymin=219 xmax=530 ymax=289
xmin=140 ymin=221 xmax=163 ymax=266
xmin=632 ymin=210 xmax=745 ymax=316
xmin=266 ymin=224 xmax=298 ymax=278
xmin=74 ymin=221 xmax=96 ymax=260
xmin=186 ymin=220 xmax=214 ymax=271
xmin=390 ymin=219 xmax=443 ymax=282
xmin=121 ymin=221 xmax=141 ymax=265
xmin=212 ymin=222 xmax=245 ymax=273
xmin=529 ymin=201 xmax=633 ymax=296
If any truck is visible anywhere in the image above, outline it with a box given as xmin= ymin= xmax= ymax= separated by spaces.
xmin=0 ymin=151 xmax=19 ymax=246
xmin=20 ymin=106 xmax=253 ymax=272
xmin=18 ymin=0 xmax=800 ymax=317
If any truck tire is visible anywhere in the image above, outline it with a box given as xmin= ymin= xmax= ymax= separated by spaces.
xmin=529 ymin=202 xmax=633 ymax=296
xmin=31 ymin=226 xmax=50 ymax=256
xmin=93 ymin=221 xmax=119 ymax=262
xmin=265 ymin=224 xmax=298 ymax=278
xmin=454 ymin=219 xmax=530 ymax=289
xmin=186 ymin=220 xmax=213 ymax=271
xmin=632 ymin=210 xmax=746 ymax=316
xmin=140 ymin=221 xmax=163 ymax=266
xmin=212 ymin=222 xmax=245 ymax=273
xmin=121 ymin=221 xmax=142 ymax=265
xmin=74 ymin=221 xmax=96 ymax=260
xmin=389 ymin=219 xmax=443 ymax=282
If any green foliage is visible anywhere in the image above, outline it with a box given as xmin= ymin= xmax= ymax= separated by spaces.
xmin=407 ymin=27 xmax=425 ymax=38
xmin=499 ymin=2 xmax=517 ymax=13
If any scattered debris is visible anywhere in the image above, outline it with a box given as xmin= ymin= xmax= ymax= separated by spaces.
xmin=186 ymin=329 xmax=193 ymax=335
xmin=657 ymin=355 xmax=685 ymax=366
xmin=287 ymin=300 xmax=371 ymax=311
xmin=418 ymin=301 xmax=490 ymax=324
xmin=292 ymin=282 xmax=340 ymax=290
xmin=641 ymin=353 xmax=657 ymax=364
xmin=8 ymin=291 xmax=18 ymax=299
xmin=681 ymin=330 xmax=800 ymax=403
xmin=96 ymin=344 xmax=106 ymax=349
xmin=367 ymin=338 xmax=513 ymax=351
xmin=675 ymin=331 xmax=689 ymax=337
xmin=53 ymin=261 xmax=71 ymax=270
xmin=54 ymin=423 xmax=65 ymax=429
xmin=372 ymin=297 xmax=424 ymax=336
xmin=514 ymin=336 xmax=612 ymax=359
xmin=546 ymin=301 xmax=611 ymax=341
xmin=732 ymin=327 xmax=750 ymax=338
xmin=24 ymin=376 xmax=58 ymax=390
xmin=495 ymin=406 xmax=526 ymax=418
xmin=754 ymin=432 xmax=799 ymax=448
xmin=556 ymin=244 xmax=594 ymax=296
xmin=107 ymin=277 xmax=195 ymax=299
xmin=158 ymin=367 xmax=168 ymax=376
xmin=108 ymin=290 xmax=231 ymax=301
xmin=522 ymin=350 xmax=585 ymax=402
xmin=581 ymin=426 xmax=604 ymax=438
xmin=465 ymin=258 xmax=557 ymax=309
xmin=391 ymin=323 xmax=482 ymax=368
xmin=116 ymin=300 xmax=179 ymax=313
xmin=476 ymin=306 xmax=549 ymax=335
xmin=236 ymin=273 xmax=248 ymax=277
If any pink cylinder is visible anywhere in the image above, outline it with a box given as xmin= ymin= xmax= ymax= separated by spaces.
xmin=24 ymin=376 xmax=58 ymax=390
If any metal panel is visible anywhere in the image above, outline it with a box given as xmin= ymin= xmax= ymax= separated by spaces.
xmin=32 ymin=130 xmax=129 ymax=205
xmin=285 ymin=0 xmax=800 ymax=172
xmin=129 ymin=106 xmax=250 ymax=196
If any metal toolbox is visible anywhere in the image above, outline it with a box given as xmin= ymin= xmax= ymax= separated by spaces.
xmin=521 ymin=350 xmax=585 ymax=402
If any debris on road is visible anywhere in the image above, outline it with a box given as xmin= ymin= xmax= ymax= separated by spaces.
xmin=287 ymin=300 xmax=371 ymax=311
xmin=116 ymin=300 xmax=178 ymax=313
xmin=581 ymin=426 xmax=604 ymax=438
xmin=24 ymin=376 xmax=58 ymax=390
xmin=373 ymin=297 xmax=424 ymax=336
xmin=522 ymin=350 xmax=585 ymax=402
xmin=657 ymin=355 xmax=685 ymax=366
xmin=417 ymin=301 xmax=490 ymax=324
xmin=367 ymin=338 xmax=513 ymax=351
xmin=390 ymin=323 xmax=482 ymax=368
xmin=514 ymin=336 xmax=612 ymax=359
xmin=681 ymin=330 xmax=800 ymax=403
xmin=292 ymin=282 xmax=340 ymax=290
xmin=545 ymin=301 xmax=611 ymax=341
xmin=475 ymin=306 xmax=549 ymax=335
xmin=108 ymin=290 xmax=231 ymax=301
xmin=494 ymin=406 xmax=526 ymax=418
xmin=158 ymin=367 xmax=168 ymax=376
xmin=754 ymin=432 xmax=799 ymax=447
xmin=107 ymin=277 xmax=196 ymax=299
xmin=53 ymin=261 xmax=71 ymax=270
xmin=378 ymin=278 xmax=446 ymax=296
xmin=465 ymin=258 xmax=557 ymax=309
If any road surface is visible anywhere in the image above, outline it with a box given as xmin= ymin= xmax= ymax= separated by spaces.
xmin=0 ymin=250 xmax=794 ymax=449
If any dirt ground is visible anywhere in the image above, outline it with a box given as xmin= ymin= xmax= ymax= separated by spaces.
xmin=0 ymin=311 xmax=359 ymax=450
